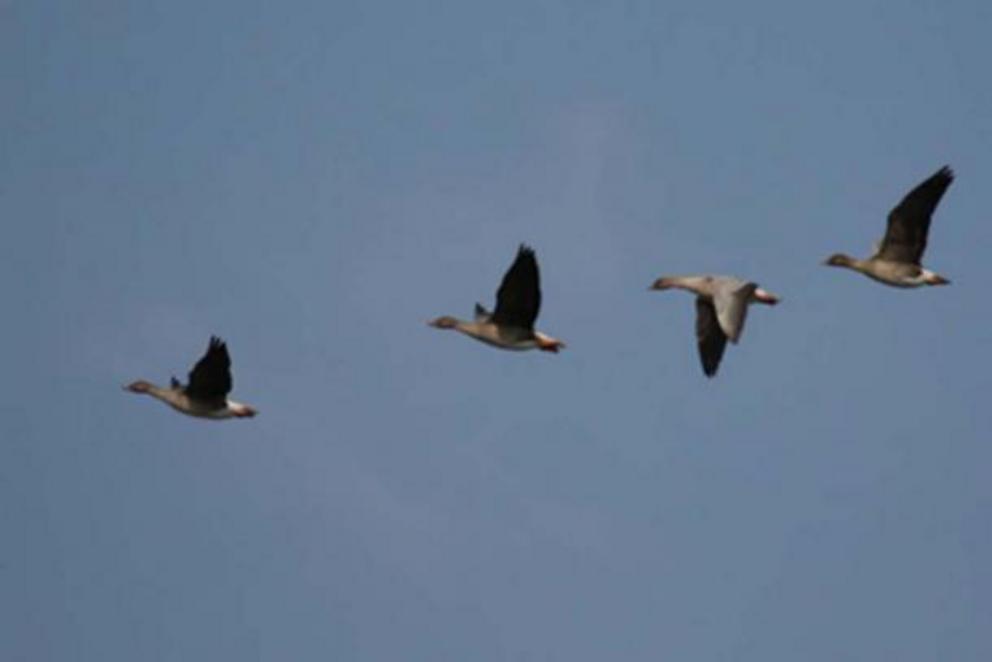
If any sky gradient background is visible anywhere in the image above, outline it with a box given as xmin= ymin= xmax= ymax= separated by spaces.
xmin=2 ymin=1 xmax=991 ymax=660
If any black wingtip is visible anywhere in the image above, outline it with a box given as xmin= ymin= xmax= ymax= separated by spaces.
xmin=699 ymin=353 xmax=721 ymax=377
xmin=515 ymin=244 xmax=538 ymax=269
xmin=937 ymin=165 xmax=954 ymax=181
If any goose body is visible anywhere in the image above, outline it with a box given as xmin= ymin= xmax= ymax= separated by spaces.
xmin=429 ymin=245 xmax=565 ymax=352
xmin=124 ymin=336 xmax=257 ymax=419
xmin=824 ymin=166 xmax=954 ymax=287
xmin=650 ymin=275 xmax=779 ymax=377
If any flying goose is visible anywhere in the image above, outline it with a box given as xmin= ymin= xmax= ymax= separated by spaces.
xmin=824 ymin=166 xmax=954 ymax=287
xmin=650 ymin=275 xmax=779 ymax=377
xmin=429 ymin=244 xmax=566 ymax=352
xmin=124 ymin=336 xmax=257 ymax=419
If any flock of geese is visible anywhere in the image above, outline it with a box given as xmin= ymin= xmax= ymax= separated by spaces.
xmin=125 ymin=165 xmax=955 ymax=419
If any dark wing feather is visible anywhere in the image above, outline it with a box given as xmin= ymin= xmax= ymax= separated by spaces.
xmin=695 ymin=298 xmax=727 ymax=378
xmin=474 ymin=303 xmax=492 ymax=322
xmin=491 ymin=245 xmax=541 ymax=329
xmin=185 ymin=336 xmax=233 ymax=401
xmin=876 ymin=166 xmax=954 ymax=264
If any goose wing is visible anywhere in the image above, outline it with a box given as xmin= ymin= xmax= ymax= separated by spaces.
xmin=695 ymin=298 xmax=728 ymax=378
xmin=711 ymin=280 xmax=757 ymax=344
xmin=474 ymin=303 xmax=492 ymax=322
xmin=185 ymin=336 xmax=233 ymax=401
xmin=875 ymin=166 xmax=953 ymax=264
xmin=491 ymin=245 xmax=541 ymax=329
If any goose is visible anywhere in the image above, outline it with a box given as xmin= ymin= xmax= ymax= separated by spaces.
xmin=824 ymin=166 xmax=954 ymax=287
xmin=124 ymin=336 xmax=257 ymax=419
xmin=429 ymin=244 xmax=566 ymax=352
xmin=650 ymin=275 xmax=779 ymax=377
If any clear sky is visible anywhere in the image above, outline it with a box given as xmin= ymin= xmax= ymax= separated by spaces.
xmin=2 ymin=1 xmax=990 ymax=660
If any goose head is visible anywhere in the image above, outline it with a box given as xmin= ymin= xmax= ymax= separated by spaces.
xmin=123 ymin=380 xmax=154 ymax=394
xmin=823 ymin=253 xmax=857 ymax=269
xmin=649 ymin=277 xmax=676 ymax=291
xmin=427 ymin=316 xmax=460 ymax=330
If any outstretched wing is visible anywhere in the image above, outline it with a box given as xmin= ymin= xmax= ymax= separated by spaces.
xmin=185 ymin=336 xmax=233 ymax=401
xmin=491 ymin=244 xmax=541 ymax=329
xmin=695 ymin=298 xmax=728 ymax=378
xmin=875 ymin=166 xmax=954 ymax=264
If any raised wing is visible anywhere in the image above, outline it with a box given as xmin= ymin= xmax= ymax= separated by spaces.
xmin=695 ymin=298 xmax=728 ymax=378
xmin=491 ymin=245 xmax=541 ymax=329
xmin=875 ymin=166 xmax=954 ymax=264
xmin=185 ymin=336 xmax=233 ymax=401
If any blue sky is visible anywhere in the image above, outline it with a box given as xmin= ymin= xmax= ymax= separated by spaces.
xmin=2 ymin=1 xmax=990 ymax=660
